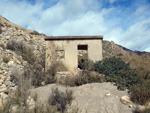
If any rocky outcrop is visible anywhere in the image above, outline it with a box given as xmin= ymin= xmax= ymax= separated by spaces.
xmin=103 ymin=40 xmax=150 ymax=58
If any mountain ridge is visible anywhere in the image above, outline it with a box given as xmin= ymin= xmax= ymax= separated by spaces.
xmin=103 ymin=40 xmax=150 ymax=58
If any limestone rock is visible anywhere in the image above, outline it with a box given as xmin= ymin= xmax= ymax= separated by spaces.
xmin=26 ymin=96 xmax=35 ymax=110
xmin=9 ymin=86 xmax=18 ymax=91
xmin=105 ymin=93 xmax=111 ymax=97
xmin=0 ymin=79 xmax=3 ymax=85
xmin=8 ymin=61 xmax=14 ymax=66
xmin=0 ymin=92 xmax=8 ymax=105
xmin=22 ymin=61 xmax=27 ymax=66
xmin=0 ymin=71 xmax=3 ymax=74
xmin=120 ymin=96 xmax=132 ymax=105
xmin=9 ymin=105 xmax=19 ymax=113
xmin=6 ymin=36 xmax=10 ymax=39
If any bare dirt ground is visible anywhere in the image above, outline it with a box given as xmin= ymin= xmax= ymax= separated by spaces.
xmin=32 ymin=82 xmax=133 ymax=113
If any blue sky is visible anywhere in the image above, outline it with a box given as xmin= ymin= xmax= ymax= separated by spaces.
xmin=0 ymin=0 xmax=150 ymax=52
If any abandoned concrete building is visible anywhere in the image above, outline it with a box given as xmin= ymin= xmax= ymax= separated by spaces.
xmin=45 ymin=36 xmax=103 ymax=71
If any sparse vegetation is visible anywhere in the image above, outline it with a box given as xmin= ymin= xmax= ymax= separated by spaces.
xmin=30 ymin=30 xmax=40 ymax=35
xmin=1 ymin=61 xmax=59 ymax=113
xmin=130 ymin=79 xmax=150 ymax=105
xmin=2 ymin=87 xmax=58 ymax=113
xmin=62 ymin=71 xmax=105 ymax=87
xmin=7 ymin=40 xmax=36 ymax=64
xmin=49 ymin=88 xmax=74 ymax=113
xmin=45 ymin=61 xmax=68 ymax=85
xmin=120 ymin=56 xmax=150 ymax=76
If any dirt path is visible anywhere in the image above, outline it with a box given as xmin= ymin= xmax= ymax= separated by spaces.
xmin=32 ymin=82 xmax=133 ymax=113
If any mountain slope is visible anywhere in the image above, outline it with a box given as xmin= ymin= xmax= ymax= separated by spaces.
xmin=103 ymin=40 xmax=150 ymax=58
xmin=0 ymin=16 xmax=47 ymax=110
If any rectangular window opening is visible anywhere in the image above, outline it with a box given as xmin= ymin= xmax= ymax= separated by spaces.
xmin=55 ymin=50 xmax=65 ymax=59
xmin=78 ymin=45 xmax=88 ymax=50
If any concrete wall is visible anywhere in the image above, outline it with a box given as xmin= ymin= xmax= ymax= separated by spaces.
xmin=45 ymin=39 xmax=103 ymax=71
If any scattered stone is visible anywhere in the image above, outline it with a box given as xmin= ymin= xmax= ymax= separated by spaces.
xmin=26 ymin=96 xmax=35 ymax=110
xmin=9 ymin=105 xmax=18 ymax=113
xmin=0 ymin=83 xmax=2 ymax=86
xmin=105 ymin=93 xmax=111 ymax=97
xmin=8 ymin=61 xmax=14 ymax=66
xmin=9 ymin=86 xmax=18 ymax=91
xmin=0 ymin=92 xmax=8 ymax=103
xmin=6 ymin=36 xmax=10 ymax=39
xmin=129 ymin=105 xmax=133 ymax=108
xmin=0 ymin=71 xmax=3 ymax=74
xmin=41 ymin=81 xmax=45 ymax=86
xmin=120 ymin=96 xmax=132 ymax=105
xmin=22 ymin=61 xmax=27 ymax=66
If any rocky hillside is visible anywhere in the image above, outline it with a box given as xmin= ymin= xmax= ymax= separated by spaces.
xmin=0 ymin=16 xmax=47 ymax=109
xmin=103 ymin=40 xmax=150 ymax=58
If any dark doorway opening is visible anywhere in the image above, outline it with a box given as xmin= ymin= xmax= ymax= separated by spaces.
xmin=78 ymin=45 xmax=88 ymax=69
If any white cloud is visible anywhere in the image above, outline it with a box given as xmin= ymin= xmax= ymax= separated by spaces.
xmin=109 ymin=0 xmax=116 ymax=4
xmin=0 ymin=0 xmax=43 ymax=27
xmin=105 ymin=18 xmax=150 ymax=52
xmin=0 ymin=0 xmax=150 ymax=52
xmin=134 ymin=5 xmax=149 ymax=16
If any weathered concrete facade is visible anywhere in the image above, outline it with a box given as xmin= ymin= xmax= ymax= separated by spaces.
xmin=45 ymin=36 xmax=103 ymax=71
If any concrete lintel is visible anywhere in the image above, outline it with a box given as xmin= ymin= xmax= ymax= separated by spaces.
xmin=45 ymin=35 xmax=103 ymax=41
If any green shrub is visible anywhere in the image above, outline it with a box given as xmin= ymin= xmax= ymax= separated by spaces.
xmin=109 ymin=70 xmax=144 ymax=90
xmin=93 ymin=56 xmax=140 ymax=90
xmin=78 ymin=59 xmax=94 ymax=70
xmin=49 ymin=88 xmax=74 ymax=113
xmin=94 ymin=56 xmax=131 ymax=76
xmin=3 ymin=54 xmax=9 ymax=63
